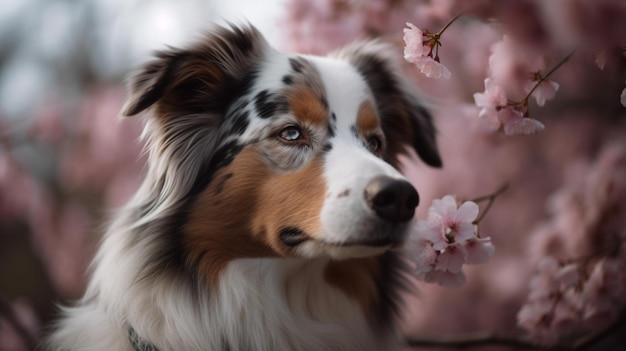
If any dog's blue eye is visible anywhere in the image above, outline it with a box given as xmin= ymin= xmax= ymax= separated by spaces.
xmin=279 ymin=126 xmax=302 ymax=142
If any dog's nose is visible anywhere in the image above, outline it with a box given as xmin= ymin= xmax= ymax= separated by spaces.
xmin=365 ymin=176 xmax=419 ymax=222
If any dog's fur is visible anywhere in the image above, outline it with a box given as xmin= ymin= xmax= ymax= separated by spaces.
xmin=47 ymin=25 xmax=441 ymax=351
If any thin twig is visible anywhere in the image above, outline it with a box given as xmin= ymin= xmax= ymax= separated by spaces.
xmin=436 ymin=13 xmax=464 ymax=36
xmin=521 ymin=50 xmax=576 ymax=107
xmin=471 ymin=183 xmax=509 ymax=224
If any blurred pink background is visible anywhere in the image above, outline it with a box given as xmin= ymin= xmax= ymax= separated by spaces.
xmin=1 ymin=0 xmax=625 ymax=350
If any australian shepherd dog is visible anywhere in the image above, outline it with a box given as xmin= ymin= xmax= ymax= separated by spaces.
xmin=47 ymin=24 xmax=441 ymax=351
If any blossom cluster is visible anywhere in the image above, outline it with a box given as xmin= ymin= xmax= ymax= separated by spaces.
xmin=403 ymin=18 xmax=563 ymax=136
xmin=518 ymin=256 xmax=625 ymax=346
xmin=406 ymin=195 xmax=495 ymax=288
xmin=519 ymin=142 xmax=626 ymax=345
xmin=472 ymin=39 xmax=559 ymax=136
xmin=403 ymin=22 xmax=451 ymax=79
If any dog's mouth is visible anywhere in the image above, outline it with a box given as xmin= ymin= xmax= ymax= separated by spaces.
xmin=279 ymin=226 xmax=405 ymax=248
xmin=279 ymin=227 xmax=310 ymax=247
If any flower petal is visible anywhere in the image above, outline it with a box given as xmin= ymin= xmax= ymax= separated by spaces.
xmin=405 ymin=236 xmax=437 ymax=274
xmin=456 ymin=201 xmax=479 ymax=222
xmin=504 ymin=117 xmax=545 ymax=136
xmin=415 ymin=220 xmax=447 ymax=250
xmin=403 ymin=22 xmax=430 ymax=62
xmin=463 ymin=238 xmax=495 ymax=264
xmin=436 ymin=245 xmax=466 ymax=273
xmin=455 ymin=222 xmax=476 ymax=243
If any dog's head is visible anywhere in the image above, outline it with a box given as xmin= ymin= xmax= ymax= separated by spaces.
xmin=122 ymin=25 xmax=441 ymax=280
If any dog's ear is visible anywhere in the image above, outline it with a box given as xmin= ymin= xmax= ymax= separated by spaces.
xmin=333 ymin=42 xmax=442 ymax=168
xmin=121 ymin=24 xmax=266 ymax=117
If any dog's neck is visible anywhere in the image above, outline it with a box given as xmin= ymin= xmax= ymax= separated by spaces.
xmin=119 ymin=257 xmax=398 ymax=351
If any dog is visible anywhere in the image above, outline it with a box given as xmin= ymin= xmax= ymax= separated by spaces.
xmin=47 ymin=24 xmax=441 ymax=351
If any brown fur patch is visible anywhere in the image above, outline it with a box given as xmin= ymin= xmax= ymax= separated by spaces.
xmin=251 ymin=154 xmax=327 ymax=253
xmin=356 ymin=101 xmax=380 ymax=134
xmin=185 ymin=147 xmax=277 ymax=285
xmin=324 ymin=258 xmax=380 ymax=317
xmin=287 ymin=87 xmax=329 ymax=127
xmin=185 ymin=146 xmax=328 ymax=284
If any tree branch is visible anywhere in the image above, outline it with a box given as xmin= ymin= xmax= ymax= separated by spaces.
xmin=406 ymin=331 xmax=566 ymax=350
xmin=405 ymin=312 xmax=626 ymax=350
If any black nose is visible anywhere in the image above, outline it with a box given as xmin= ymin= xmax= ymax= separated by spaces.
xmin=364 ymin=176 xmax=419 ymax=222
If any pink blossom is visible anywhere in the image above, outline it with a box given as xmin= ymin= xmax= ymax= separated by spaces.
xmin=527 ymin=257 xmax=560 ymax=300
xmin=407 ymin=195 xmax=494 ymax=288
xmin=413 ymin=56 xmax=452 ymax=79
xmin=554 ymin=263 xmax=582 ymax=288
xmin=435 ymin=244 xmax=466 ymax=273
xmin=581 ymin=259 xmax=626 ymax=320
xmin=403 ymin=22 xmax=430 ymax=62
xmin=525 ymin=79 xmax=560 ymax=107
xmin=517 ymin=295 xmax=562 ymax=346
xmin=488 ymin=36 xmax=544 ymax=97
xmin=462 ymin=238 xmax=495 ymax=264
xmin=497 ymin=106 xmax=545 ymax=136
xmin=473 ymin=78 xmax=507 ymax=130
xmin=520 ymin=142 xmax=626 ymax=344
xmin=402 ymin=22 xmax=451 ymax=79
xmin=418 ymin=195 xmax=479 ymax=250
xmin=475 ymin=77 xmax=545 ymax=136
xmin=519 ymin=252 xmax=626 ymax=345
xmin=474 ymin=78 xmax=508 ymax=109
xmin=405 ymin=236 xmax=438 ymax=276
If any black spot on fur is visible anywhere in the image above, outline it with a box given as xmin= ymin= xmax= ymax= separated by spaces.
xmin=327 ymin=123 xmax=335 ymax=138
xmin=331 ymin=112 xmax=337 ymax=121
xmin=320 ymin=96 xmax=328 ymax=110
xmin=254 ymin=90 xmax=279 ymax=119
xmin=232 ymin=71 xmax=257 ymax=108
xmin=282 ymin=75 xmax=293 ymax=85
xmin=188 ymin=140 xmax=244 ymax=198
xmin=228 ymin=99 xmax=248 ymax=117
xmin=289 ymin=58 xmax=304 ymax=73
xmin=230 ymin=110 xmax=250 ymax=136
xmin=350 ymin=125 xmax=359 ymax=138
xmin=322 ymin=143 xmax=333 ymax=153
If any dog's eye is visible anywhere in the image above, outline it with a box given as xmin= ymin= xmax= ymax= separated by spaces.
xmin=278 ymin=126 xmax=303 ymax=142
xmin=366 ymin=135 xmax=383 ymax=154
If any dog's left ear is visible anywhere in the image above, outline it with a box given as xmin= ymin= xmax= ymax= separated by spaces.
xmin=333 ymin=41 xmax=442 ymax=169
xmin=120 ymin=24 xmax=267 ymax=118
